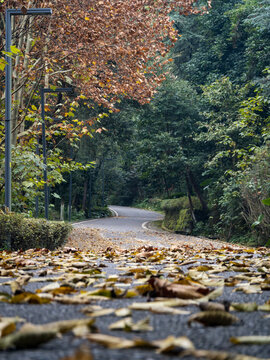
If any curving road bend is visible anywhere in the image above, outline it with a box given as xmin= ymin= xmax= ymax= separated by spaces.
xmin=72 ymin=205 xmax=221 ymax=249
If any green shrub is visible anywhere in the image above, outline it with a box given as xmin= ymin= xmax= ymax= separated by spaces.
xmin=88 ymin=206 xmax=112 ymax=219
xmin=161 ymin=196 xmax=201 ymax=233
xmin=175 ymin=209 xmax=193 ymax=234
xmin=0 ymin=212 xmax=72 ymax=251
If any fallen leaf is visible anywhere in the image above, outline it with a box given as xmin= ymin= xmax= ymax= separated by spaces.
xmin=149 ymin=306 xmax=190 ymax=315
xmin=109 ymin=316 xmax=153 ymax=332
xmin=129 ymin=298 xmax=196 ymax=311
xmin=199 ymin=301 xmax=230 ymax=312
xmin=115 ymin=308 xmax=132 ymax=317
xmin=230 ymin=335 xmax=270 ymax=345
xmin=86 ymin=333 xmax=135 ymax=349
xmin=10 ymin=292 xmax=51 ymax=304
xmin=182 ymin=348 xmax=267 ymax=360
xmin=188 ymin=311 xmax=240 ymax=327
xmin=0 ymin=317 xmax=25 ymax=338
xmin=60 ymin=345 xmax=93 ymax=359
xmin=231 ymin=302 xmax=258 ymax=312
xmin=153 ymin=335 xmax=194 ymax=354
xmin=83 ymin=308 xmax=115 ymax=317
xmin=148 ymin=277 xmax=210 ymax=299
xmin=0 ymin=325 xmax=58 ymax=350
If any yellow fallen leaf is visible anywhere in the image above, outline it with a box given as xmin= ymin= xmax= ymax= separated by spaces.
xmin=84 ymin=308 xmax=115 ymax=317
xmin=87 ymin=333 xmax=135 ymax=349
xmin=129 ymin=298 xmax=196 ymax=311
xmin=183 ymin=348 xmax=268 ymax=360
xmin=0 ymin=325 xmax=58 ymax=350
xmin=10 ymin=292 xmax=51 ymax=304
xmin=109 ymin=316 xmax=153 ymax=332
xmin=231 ymin=302 xmax=258 ymax=312
xmin=0 ymin=317 xmax=25 ymax=338
xmin=154 ymin=335 xmax=194 ymax=354
xmin=231 ymin=335 xmax=270 ymax=345
xmin=115 ymin=308 xmax=132 ymax=317
xmin=149 ymin=306 xmax=190 ymax=315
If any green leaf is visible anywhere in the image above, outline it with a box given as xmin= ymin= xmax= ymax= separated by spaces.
xmin=0 ymin=58 xmax=7 ymax=71
xmin=262 ymin=198 xmax=270 ymax=206
xmin=10 ymin=46 xmax=22 ymax=55
xmin=251 ymin=214 xmax=264 ymax=228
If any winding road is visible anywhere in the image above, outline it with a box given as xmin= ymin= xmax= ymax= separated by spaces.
xmin=73 ymin=205 xmax=166 ymax=248
xmin=72 ymin=205 xmax=220 ymax=249
xmin=1 ymin=206 xmax=270 ymax=360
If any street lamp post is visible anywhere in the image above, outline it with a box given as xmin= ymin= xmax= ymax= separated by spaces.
xmin=68 ymin=147 xmax=73 ymax=222
xmin=40 ymin=87 xmax=73 ymax=220
xmin=5 ymin=8 xmax=52 ymax=211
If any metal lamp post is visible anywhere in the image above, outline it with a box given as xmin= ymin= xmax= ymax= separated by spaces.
xmin=40 ymin=87 xmax=73 ymax=220
xmin=5 ymin=8 xmax=52 ymax=211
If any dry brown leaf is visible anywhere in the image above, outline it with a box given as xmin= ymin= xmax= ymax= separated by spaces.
xmin=188 ymin=310 xmax=240 ymax=327
xmin=148 ymin=277 xmax=210 ymax=299
xmin=60 ymin=345 xmax=93 ymax=360
xmin=199 ymin=301 xmax=230 ymax=312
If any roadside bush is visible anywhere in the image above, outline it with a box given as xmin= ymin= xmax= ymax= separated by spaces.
xmin=87 ymin=206 xmax=112 ymax=219
xmin=161 ymin=196 xmax=201 ymax=233
xmin=135 ymin=198 xmax=163 ymax=212
xmin=240 ymin=147 xmax=270 ymax=245
xmin=0 ymin=212 xmax=72 ymax=250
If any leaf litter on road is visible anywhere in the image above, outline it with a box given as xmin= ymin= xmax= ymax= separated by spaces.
xmin=0 ymin=243 xmax=270 ymax=359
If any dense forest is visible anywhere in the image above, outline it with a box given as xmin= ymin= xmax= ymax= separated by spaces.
xmin=1 ymin=0 xmax=270 ymax=245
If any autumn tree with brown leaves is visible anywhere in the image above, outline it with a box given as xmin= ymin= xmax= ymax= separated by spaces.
xmin=0 ymin=0 xmax=210 ymax=211
xmin=0 ymin=0 xmax=210 ymax=144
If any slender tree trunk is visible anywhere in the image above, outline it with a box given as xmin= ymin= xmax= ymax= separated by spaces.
xmin=12 ymin=1 xmax=34 ymax=145
xmin=162 ymin=174 xmax=170 ymax=198
xmin=82 ymin=180 xmax=88 ymax=211
xmin=185 ymin=171 xmax=196 ymax=223
xmin=186 ymin=167 xmax=208 ymax=214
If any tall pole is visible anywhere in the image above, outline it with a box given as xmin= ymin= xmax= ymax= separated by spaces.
xmin=102 ymin=161 xmax=104 ymax=207
xmin=35 ymin=137 xmax=40 ymax=218
xmin=4 ymin=8 xmax=52 ymax=212
xmin=5 ymin=10 xmax=12 ymax=211
xmin=68 ymin=147 xmax=73 ymax=222
xmin=41 ymin=89 xmax=49 ymax=220
xmin=88 ymin=169 xmax=92 ymax=218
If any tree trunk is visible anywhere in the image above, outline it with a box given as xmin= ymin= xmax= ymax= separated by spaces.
xmin=185 ymin=172 xmax=196 ymax=224
xmin=186 ymin=167 xmax=208 ymax=214
xmin=82 ymin=180 xmax=88 ymax=211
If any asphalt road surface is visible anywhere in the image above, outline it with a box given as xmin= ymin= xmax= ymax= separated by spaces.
xmin=73 ymin=205 xmax=166 ymax=248
xmin=1 ymin=206 xmax=270 ymax=360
